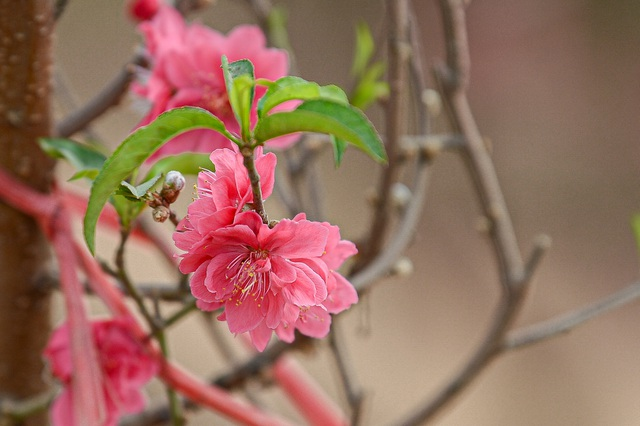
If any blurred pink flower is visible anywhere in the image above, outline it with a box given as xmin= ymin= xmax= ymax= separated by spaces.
xmin=44 ymin=318 xmax=158 ymax=426
xmin=134 ymin=5 xmax=293 ymax=159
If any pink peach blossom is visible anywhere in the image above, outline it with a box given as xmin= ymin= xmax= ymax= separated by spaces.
xmin=134 ymin=5 xmax=293 ymax=158
xmin=173 ymin=147 xmax=359 ymax=350
xmin=174 ymin=146 xmax=276 ymax=277
xmin=197 ymin=146 xmax=276 ymax=213
xmin=176 ymin=210 xmax=330 ymax=351
xmin=44 ymin=318 xmax=158 ymax=426
xmin=275 ymin=215 xmax=358 ymax=343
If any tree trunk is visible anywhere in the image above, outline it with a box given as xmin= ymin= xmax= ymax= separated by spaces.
xmin=0 ymin=1 xmax=56 ymax=425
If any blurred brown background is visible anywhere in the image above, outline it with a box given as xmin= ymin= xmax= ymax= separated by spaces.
xmin=53 ymin=1 xmax=640 ymax=425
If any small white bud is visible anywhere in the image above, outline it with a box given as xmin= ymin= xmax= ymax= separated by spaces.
xmin=422 ymin=89 xmax=442 ymax=117
xmin=164 ymin=171 xmax=185 ymax=191
xmin=391 ymin=257 xmax=414 ymax=277
xmin=391 ymin=183 xmax=412 ymax=209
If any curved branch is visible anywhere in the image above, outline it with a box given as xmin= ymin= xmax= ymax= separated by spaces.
xmin=356 ymin=0 xmax=411 ymax=268
xmin=390 ymin=1 xmax=539 ymax=423
xmin=504 ymin=280 xmax=640 ymax=350
xmin=55 ymin=53 xmax=145 ymax=138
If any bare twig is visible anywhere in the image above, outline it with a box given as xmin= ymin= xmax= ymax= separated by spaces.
xmin=351 ymin=2 xmax=435 ymax=293
xmin=400 ymin=133 xmax=465 ymax=159
xmin=115 ymin=229 xmax=160 ymax=332
xmin=55 ymin=53 xmax=145 ymax=138
xmin=351 ymin=150 xmax=431 ymax=293
xmin=54 ymin=0 xmax=69 ymax=21
xmin=390 ymin=1 xmax=539 ymax=423
xmin=356 ymin=0 xmax=411 ymax=268
xmin=329 ymin=323 xmax=366 ymax=425
xmin=0 ymin=390 xmax=55 ymax=422
xmin=504 ymin=280 xmax=640 ymax=350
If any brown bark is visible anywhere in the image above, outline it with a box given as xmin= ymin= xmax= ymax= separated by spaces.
xmin=0 ymin=1 xmax=56 ymax=424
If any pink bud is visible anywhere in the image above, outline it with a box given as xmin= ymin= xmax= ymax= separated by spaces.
xmin=127 ymin=0 xmax=160 ymax=22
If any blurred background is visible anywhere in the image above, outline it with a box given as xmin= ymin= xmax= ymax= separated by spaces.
xmin=53 ymin=1 xmax=640 ymax=424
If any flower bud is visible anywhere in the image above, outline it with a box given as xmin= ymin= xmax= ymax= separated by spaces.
xmin=391 ymin=182 xmax=412 ymax=210
xmin=391 ymin=257 xmax=414 ymax=277
xmin=164 ymin=171 xmax=185 ymax=191
xmin=161 ymin=171 xmax=185 ymax=204
xmin=152 ymin=206 xmax=171 ymax=223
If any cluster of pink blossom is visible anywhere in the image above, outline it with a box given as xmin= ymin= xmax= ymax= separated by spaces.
xmin=133 ymin=4 xmax=294 ymax=159
xmin=174 ymin=147 xmax=359 ymax=351
xmin=44 ymin=318 xmax=158 ymax=426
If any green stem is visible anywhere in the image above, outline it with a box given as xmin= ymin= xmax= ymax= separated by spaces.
xmin=151 ymin=299 xmax=198 ymax=338
xmin=241 ymin=146 xmax=269 ymax=224
xmin=115 ymin=228 xmax=158 ymax=332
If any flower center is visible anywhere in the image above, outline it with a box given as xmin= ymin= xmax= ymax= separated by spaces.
xmin=226 ymin=249 xmax=271 ymax=303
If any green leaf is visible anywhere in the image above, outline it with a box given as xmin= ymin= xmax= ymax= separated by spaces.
xmin=69 ymin=169 xmax=100 ymax=182
xmin=221 ymin=56 xmax=255 ymax=142
xmin=330 ymin=136 xmax=348 ymax=167
xmin=257 ymin=76 xmax=348 ymax=119
xmin=350 ymin=62 xmax=389 ymax=110
xmin=84 ymin=107 xmax=233 ymax=255
xmin=254 ymin=99 xmax=386 ymax=164
xmin=116 ymin=174 xmax=162 ymax=201
xmin=351 ymin=21 xmax=375 ymax=77
xmin=39 ymin=137 xmax=106 ymax=181
xmin=144 ymin=153 xmax=214 ymax=182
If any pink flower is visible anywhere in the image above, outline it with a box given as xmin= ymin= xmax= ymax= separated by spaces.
xmin=275 ymin=216 xmax=359 ymax=343
xmin=198 ymin=146 xmax=276 ymax=213
xmin=176 ymin=210 xmax=330 ymax=350
xmin=174 ymin=149 xmax=359 ymax=350
xmin=174 ymin=146 xmax=276 ymax=275
xmin=134 ymin=5 xmax=294 ymax=159
xmin=44 ymin=318 xmax=158 ymax=426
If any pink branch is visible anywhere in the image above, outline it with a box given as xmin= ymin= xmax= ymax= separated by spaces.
xmin=50 ymin=208 xmax=108 ymax=426
xmin=273 ymin=356 xmax=348 ymax=426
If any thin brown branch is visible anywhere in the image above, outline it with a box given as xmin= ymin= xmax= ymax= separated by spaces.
xmin=115 ymin=229 xmax=160 ymax=332
xmin=356 ymin=0 xmax=411 ymax=268
xmin=390 ymin=1 xmax=537 ymax=423
xmin=352 ymin=4 xmax=434 ymax=293
xmin=0 ymin=390 xmax=55 ymax=423
xmin=329 ymin=323 xmax=366 ymax=425
xmin=435 ymin=0 xmax=524 ymax=288
xmin=400 ymin=133 xmax=465 ymax=159
xmin=522 ymin=234 xmax=552 ymax=283
xmin=54 ymin=0 xmax=69 ymax=21
xmin=504 ymin=280 xmax=640 ymax=351
xmin=351 ymin=150 xmax=431 ymax=293
xmin=55 ymin=53 xmax=145 ymax=138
